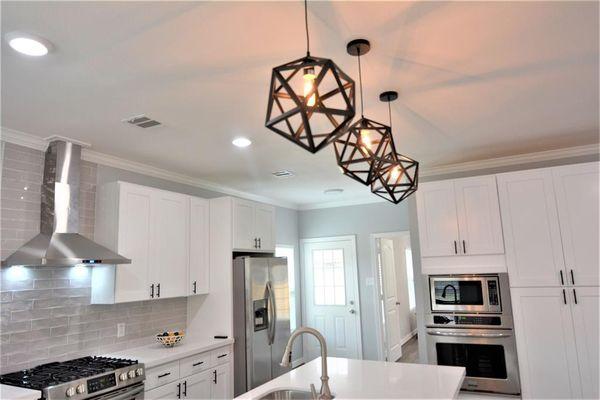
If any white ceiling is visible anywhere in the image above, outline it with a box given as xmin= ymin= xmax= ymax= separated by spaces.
xmin=2 ymin=1 xmax=598 ymax=208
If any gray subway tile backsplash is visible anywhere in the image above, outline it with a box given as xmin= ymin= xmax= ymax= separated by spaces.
xmin=1 ymin=142 xmax=188 ymax=373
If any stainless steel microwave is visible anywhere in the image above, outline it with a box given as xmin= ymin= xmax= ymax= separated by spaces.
xmin=429 ymin=274 xmax=502 ymax=313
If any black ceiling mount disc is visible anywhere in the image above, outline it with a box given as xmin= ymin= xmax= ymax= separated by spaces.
xmin=346 ymin=39 xmax=371 ymax=56
xmin=379 ymin=91 xmax=399 ymax=102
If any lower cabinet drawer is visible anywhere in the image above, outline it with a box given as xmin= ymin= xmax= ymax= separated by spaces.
xmin=211 ymin=346 xmax=231 ymax=366
xmin=180 ymin=352 xmax=211 ymax=378
xmin=145 ymin=360 xmax=180 ymax=390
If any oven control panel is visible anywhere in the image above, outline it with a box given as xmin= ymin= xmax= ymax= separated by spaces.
xmin=87 ymin=373 xmax=117 ymax=394
xmin=429 ymin=313 xmax=508 ymax=328
xmin=487 ymin=280 xmax=499 ymax=306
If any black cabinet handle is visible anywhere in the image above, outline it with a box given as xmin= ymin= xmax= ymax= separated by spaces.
xmin=573 ymin=289 xmax=578 ymax=305
xmin=193 ymin=281 xmax=197 ymax=294
xmin=192 ymin=361 xmax=204 ymax=367
xmin=157 ymin=283 xmax=161 ymax=298
xmin=258 ymin=238 xmax=261 ymax=249
xmin=462 ymin=240 xmax=466 ymax=254
xmin=453 ymin=241 xmax=457 ymax=254
xmin=213 ymin=370 xmax=217 ymax=384
xmin=570 ymin=269 xmax=575 ymax=285
xmin=150 ymin=284 xmax=155 ymax=298
xmin=183 ymin=380 xmax=187 ymax=397
xmin=254 ymin=238 xmax=258 ymax=248
xmin=177 ymin=382 xmax=181 ymax=399
xmin=158 ymin=372 xmax=171 ymax=378
xmin=217 ymin=353 xmax=227 ymax=358
xmin=560 ymin=271 xmax=564 ymax=285
xmin=562 ymin=289 xmax=567 ymax=305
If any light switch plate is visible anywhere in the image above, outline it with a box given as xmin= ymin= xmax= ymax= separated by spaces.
xmin=117 ymin=323 xmax=125 ymax=337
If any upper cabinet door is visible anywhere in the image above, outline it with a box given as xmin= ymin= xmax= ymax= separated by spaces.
xmin=552 ymin=163 xmax=599 ymax=286
xmin=189 ymin=197 xmax=210 ymax=295
xmin=416 ymin=180 xmax=460 ymax=257
xmin=152 ymin=190 xmax=189 ymax=299
xmin=454 ymin=176 xmax=504 ymax=255
xmin=254 ymin=204 xmax=275 ymax=251
xmin=233 ymin=199 xmax=256 ymax=250
xmin=510 ymin=287 xmax=582 ymax=399
xmin=497 ymin=170 xmax=565 ymax=287
xmin=116 ymin=183 xmax=154 ymax=302
xmin=570 ymin=286 xmax=599 ymax=399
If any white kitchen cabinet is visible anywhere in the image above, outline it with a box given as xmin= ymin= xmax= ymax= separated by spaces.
xmin=189 ymin=197 xmax=210 ymax=295
xmin=570 ymin=286 xmax=599 ymax=399
xmin=454 ymin=176 xmax=504 ymax=255
xmin=153 ymin=190 xmax=190 ymax=299
xmin=145 ymin=380 xmax=181 ymax=400
xmin=232 ymin=198 xmax=275 ymax=252
xmin=184 ymin=369 xmax=213 ymax=399
xmin=211 ymin=364 xmax=232 ymax=399
xmin=497 ymin=169 xmax=566 ymax=287
xmin=416 ymin=180 xmax=459 ymax=257
xmin=510 ymin=287 xmax=581 ymax=399
xmin=552 ymin=162 xmax=599 ymax=287
xmin=92 ymin=182 xmax=207 ymax=303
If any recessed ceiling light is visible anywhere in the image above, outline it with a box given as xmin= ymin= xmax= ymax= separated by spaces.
xmin=324 ymin=189 xmax=344 ymax=195
xmin=5 ymin=32 xmax=52 ymax=56
xmin=232 ymin=137 xmax=252 ymax=148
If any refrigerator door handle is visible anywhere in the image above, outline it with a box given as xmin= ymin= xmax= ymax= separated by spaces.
xmin=266 ymin=281 xmax=276 ymax=345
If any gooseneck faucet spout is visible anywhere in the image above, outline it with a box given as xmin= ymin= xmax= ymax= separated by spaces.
xmin=281 ymin=327 xmax=333 ymax=399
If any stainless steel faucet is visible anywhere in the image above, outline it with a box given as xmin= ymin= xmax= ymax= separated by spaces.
xmin=281 ymin=327 xmax=333 ymax=399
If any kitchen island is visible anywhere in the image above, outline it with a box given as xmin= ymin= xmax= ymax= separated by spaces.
xmin=237 ymin=357 xmax=465 ymax=399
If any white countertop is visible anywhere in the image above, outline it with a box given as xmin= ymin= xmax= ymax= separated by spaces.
xmin=0 ymin=384 xmax=41 ymax=400
xmin=103 ymin=338 xmax=234 ymax=369
xmin=237 ymin=357 xmax=466 ymax=399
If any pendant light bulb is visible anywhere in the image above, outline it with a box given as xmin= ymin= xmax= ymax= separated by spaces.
xmin=360 ymin=129 xmax=372 ymax=152
xmin=303 ymin=67 xmax=316 ymax=106
xmin=390 ymin=164 xmax=402 ymax=181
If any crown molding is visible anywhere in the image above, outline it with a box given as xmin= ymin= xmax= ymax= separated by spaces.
xmin=420 ymin=143 xmax=599 ymax=177
xmin=1 ymin=127 xmax=299 ymax=209
xmin=3 ymin=126 xmax=598 ymax=211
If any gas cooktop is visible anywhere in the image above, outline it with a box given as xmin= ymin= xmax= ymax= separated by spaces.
xmin=0 ymin=356 xmax=145 ymax=400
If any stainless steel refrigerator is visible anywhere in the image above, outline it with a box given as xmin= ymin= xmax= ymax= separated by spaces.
xmin=233 ymin=256 xmax=292 ymax=396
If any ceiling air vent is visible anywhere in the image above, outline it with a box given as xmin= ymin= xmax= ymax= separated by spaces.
xmin=272 ymin=170 xmax=295 ymax=178
xmin=123 ymin=114 xmax=162 ymax=128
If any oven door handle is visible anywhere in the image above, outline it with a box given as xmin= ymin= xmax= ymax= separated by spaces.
xmin=89 ymin=383 xmax=145 ymax=400
xmin=427 ymin=330 xmax=512 ymax=338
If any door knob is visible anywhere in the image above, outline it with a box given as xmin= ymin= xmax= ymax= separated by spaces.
xmin=349 ymin=300 xmax=355 ymax=305
xmin=349 ymin=309 xmax=356 ymax=314
xmin=395 ymin=302 xmax=401 ymax=305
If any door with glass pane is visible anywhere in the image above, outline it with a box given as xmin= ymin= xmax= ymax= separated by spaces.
xmin=301 ymin=236 xmax=362 ymax=361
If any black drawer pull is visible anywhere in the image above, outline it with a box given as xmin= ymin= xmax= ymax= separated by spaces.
xmin=560 ymin=270 xmax=564 ymax=285
xmin=217 ymin=353 xmax=228 ymax=358
xmin=157 ymin=372 xmax=171 ymax=378
xmin=192 ymin=361 xmax=204 ymax=367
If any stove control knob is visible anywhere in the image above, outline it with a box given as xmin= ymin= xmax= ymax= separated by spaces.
xmin=136 ymin=368 xmax=144 ymax=377
xmin=119 ymin=372 xmax=128 ymax=381
xmin=66 ymin=387 xmax=76 ymax=397
xmin=128 ymin=370 xmax=136 ymax=379
xmin=76 ymin=384 xmax=86 ymax=394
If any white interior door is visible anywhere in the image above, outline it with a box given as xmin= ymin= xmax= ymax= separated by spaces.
xmin=379 ymin=238 xmax=403 ymax=362
xmin=302 ymin=236 xmax=362 ymax=361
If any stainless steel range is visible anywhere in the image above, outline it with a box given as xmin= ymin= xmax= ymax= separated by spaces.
xmin=0 ymin=356 xmax=145 ymax=400
xmin=426 ymin=273 xmax=521 ymax=395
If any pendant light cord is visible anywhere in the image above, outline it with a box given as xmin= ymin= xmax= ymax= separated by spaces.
xmin=305 ymin=0 xmax=310 ymax=56
xmin=387 ymin=100 xmax=392 ymax=130
xmin=357 ymin=50 xmax=365 ymax=117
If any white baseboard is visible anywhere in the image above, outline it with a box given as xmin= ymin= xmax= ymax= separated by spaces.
xmin=400 ymin=329 xmax=418 ymax=346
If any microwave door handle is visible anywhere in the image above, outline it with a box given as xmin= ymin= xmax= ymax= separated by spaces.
xmin=427 ymin=331 xmax=512 ymax=338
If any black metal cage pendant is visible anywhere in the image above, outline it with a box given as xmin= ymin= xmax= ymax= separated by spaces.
xmin=334 ymin=117 xmax=394 ymax=185
xmin=371 ymin=151 xmax=419 ymax=204
xmin=265 ymin=55 xmax=356 ymax=153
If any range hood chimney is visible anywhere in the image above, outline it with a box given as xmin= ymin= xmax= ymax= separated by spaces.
xmin=3 ymin=140 xmax=131 ymax=267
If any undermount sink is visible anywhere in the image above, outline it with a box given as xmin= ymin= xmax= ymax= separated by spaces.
xmin=257 ymin=389 xmax=314 ymax=400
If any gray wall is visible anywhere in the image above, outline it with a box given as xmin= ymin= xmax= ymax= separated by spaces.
xmin=298 ymin=200 xmax=422 ymax=360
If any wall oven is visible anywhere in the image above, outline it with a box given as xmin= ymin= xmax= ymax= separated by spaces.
xmin=427 ymin=274 xmax=520 ymax=395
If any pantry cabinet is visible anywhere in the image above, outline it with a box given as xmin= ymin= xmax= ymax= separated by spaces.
xmin=232 ymin=198 xmax=275 ymax=252
xmin=417 ymin=175 xmax=504 ymax=258
xmin=497 ymin=162 xmax=599 ymax=287
xmin=92 ymin=182 xmax=209 ymax=303
xmin=511 ymin=286 xmax=599 ymax=399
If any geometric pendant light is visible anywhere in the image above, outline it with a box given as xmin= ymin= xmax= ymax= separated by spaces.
xmin=334 ymin=39 xmax=394 ymax=186
xmin=370 ymin=91 xmax=419 ymax=204
xmin=265 ymin=0 xmax=356 ymax=154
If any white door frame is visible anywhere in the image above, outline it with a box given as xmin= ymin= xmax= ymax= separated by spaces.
xmin=370 ymin=231 xmax=413 ymax=361
xmin=300 ymin=235 xmax=363 ymax=360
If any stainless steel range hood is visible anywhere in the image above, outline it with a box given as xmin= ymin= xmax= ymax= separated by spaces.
xmin=3 ymin=140 xmax=131 ymax=267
